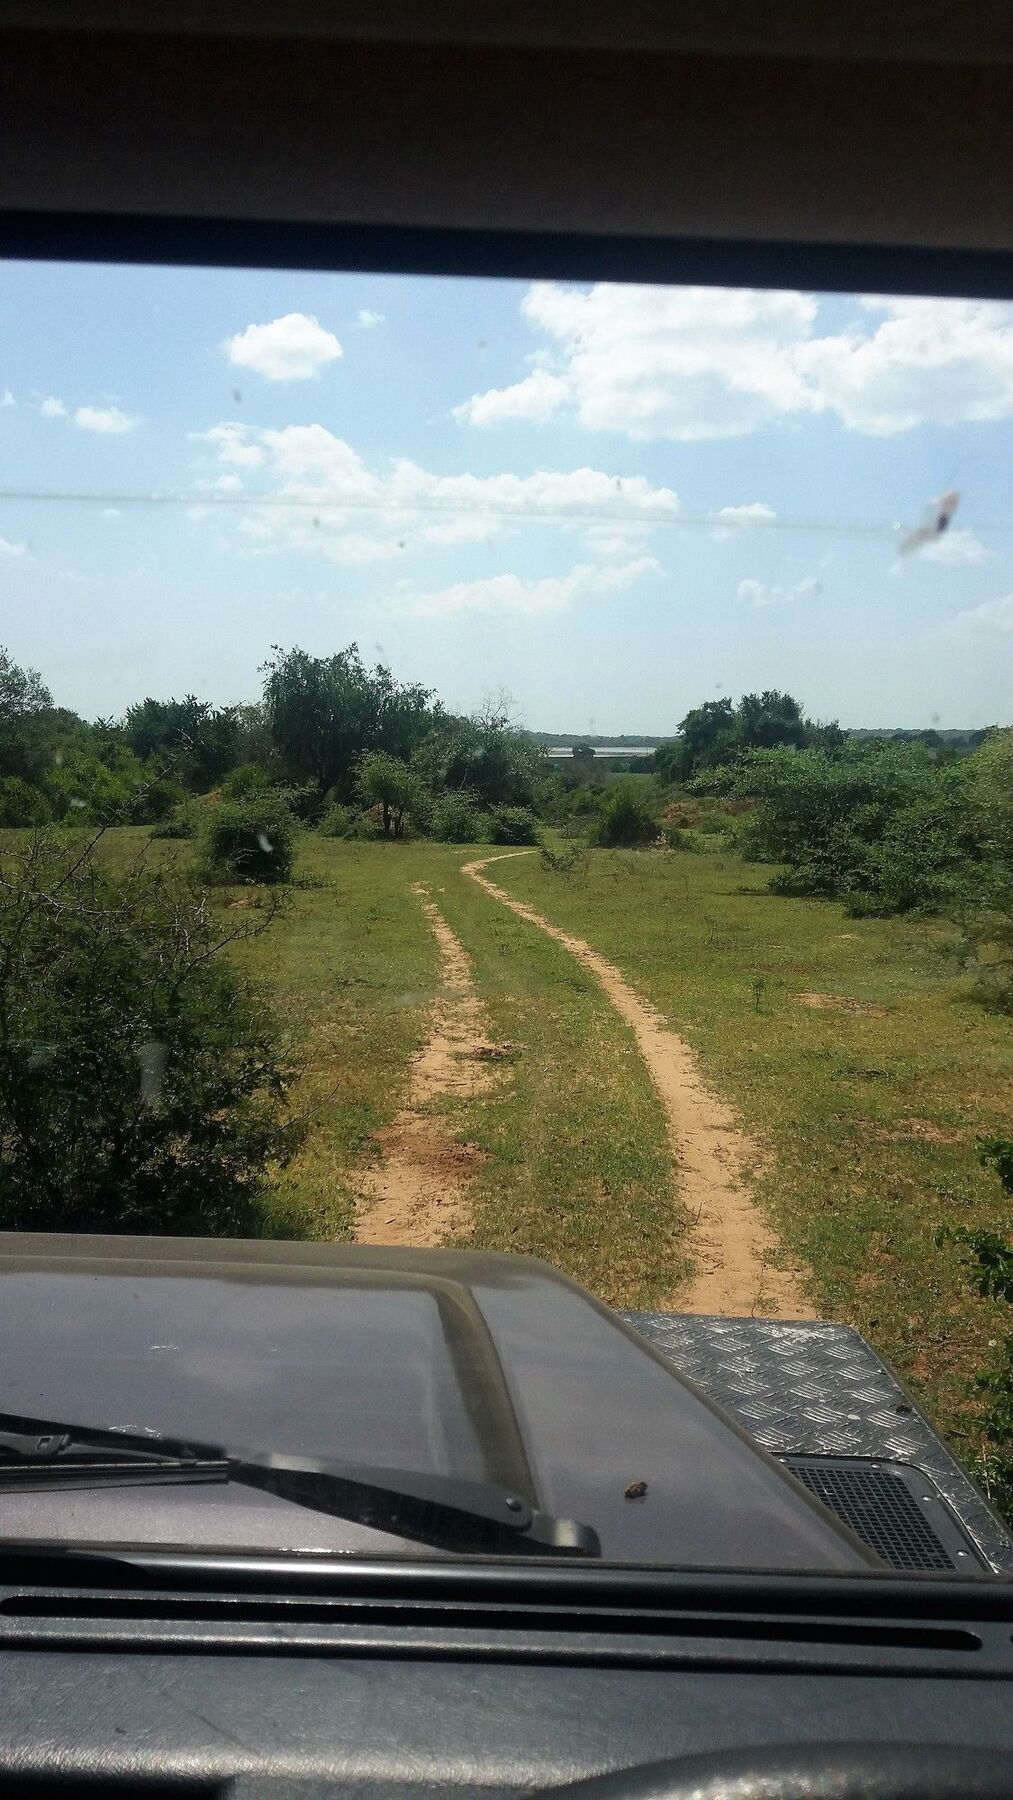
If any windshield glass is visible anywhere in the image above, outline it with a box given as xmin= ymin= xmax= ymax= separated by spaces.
xmin=0 ymin=259 xmax=1010 ymax=1573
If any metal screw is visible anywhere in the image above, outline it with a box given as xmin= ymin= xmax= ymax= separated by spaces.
xmin=505 ymin=1496 xmax=523 ymax=1512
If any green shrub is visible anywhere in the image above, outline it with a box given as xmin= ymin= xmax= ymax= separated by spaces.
xmin=149 ymin=808 xmax=197 ymax=841
xmin=198 ymin=793 xmax=296 ymax=884
xmin=488 ymin=805 xmax=541 ymax=846
xmin=0 ymin=775 xmax=51 ymax=828
xmin=590 ymin=783 xmax=659 ymax=848
xmin=938 ymin=1138 xmax=1013 ymax=1518
xmin=0 ymin=833 xmax=302 ymax=1235
xmin=220 ymin=762 xmax=273 ymax=800
xmin=430 ymin=791 xmax=485 ymax=844
xmin=318 ymin=803 xmax=356 ymax=839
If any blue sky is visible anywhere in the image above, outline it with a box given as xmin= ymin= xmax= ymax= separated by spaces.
xmin=1 ymin=260 xmax=1011 ymax=732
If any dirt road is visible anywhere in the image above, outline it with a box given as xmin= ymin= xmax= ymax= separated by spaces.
xmin=463 ymin=852 xmax=815 ymax=1318
xmin=354 ymin=883 xmax=501 ymax=1247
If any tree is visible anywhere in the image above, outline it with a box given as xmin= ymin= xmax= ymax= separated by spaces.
xmin=736 ymin=689 xmax=808 ymax=752
xmin=676 ymin=697 xmax=737 ymax=773
xmin=0 ymin=647 xmax=54 ymax=784
xmin=355 ymin=750 xmax=420 ymax=837
xmin=572 ymin=742 xmax=595 ymax=760
xmin=262 ymin=644 xmax=438 ymax=798
xmin=122 ymin=696 xmax=239 ymax=791
xmin=0 ymin=832 xmax=302 ymax=1235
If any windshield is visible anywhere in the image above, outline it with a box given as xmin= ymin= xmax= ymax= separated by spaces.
xmin=0 ymin=259 xmax=1009 ymax=1574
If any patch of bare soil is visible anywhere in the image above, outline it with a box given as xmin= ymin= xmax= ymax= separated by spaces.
xmin=795 ymin=991 xmax=888 ymax=1016
xmin=354 ymin=884 xmax=502 ymax=1248
xmin=463 ymin=854 xmax=815 ymax=1319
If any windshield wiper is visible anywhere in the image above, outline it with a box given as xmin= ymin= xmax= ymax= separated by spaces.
xmin=0 ymin=1410 xmax=600 ymax=1559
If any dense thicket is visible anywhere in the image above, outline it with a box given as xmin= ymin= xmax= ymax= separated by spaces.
xmin=0 ymin=833 xmax=301 ymax=1234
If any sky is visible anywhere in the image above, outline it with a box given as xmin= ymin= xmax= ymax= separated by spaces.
xmin=1 ymin=260 xmax=1011 ymax=733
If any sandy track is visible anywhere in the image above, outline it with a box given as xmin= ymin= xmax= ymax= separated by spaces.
xmin=463 ymin=853 xmax=815 ymax=1318
xmin=354 ymin=883 xmax=499 ymax=1248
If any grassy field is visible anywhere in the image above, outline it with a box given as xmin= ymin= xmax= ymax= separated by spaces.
xmin=89 ymin=828 xmax=1011 ymax=1485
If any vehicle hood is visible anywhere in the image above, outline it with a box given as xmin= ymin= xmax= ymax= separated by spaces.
xmin=0 ymin=1235 xmax=873 ymax=1571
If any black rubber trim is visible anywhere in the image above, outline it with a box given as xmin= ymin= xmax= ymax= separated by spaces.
xmin=2 ymin=212 xmax=1013 ymax=300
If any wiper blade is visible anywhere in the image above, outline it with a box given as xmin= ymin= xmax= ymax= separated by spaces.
xmin=0 ymin=1410 xmax=600 ymax=1559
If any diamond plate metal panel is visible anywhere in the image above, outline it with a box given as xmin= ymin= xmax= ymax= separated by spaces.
xmin=621 ymin=1311 xmax=1013 ymax=1575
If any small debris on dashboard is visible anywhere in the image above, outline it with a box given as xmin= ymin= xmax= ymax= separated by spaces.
xmin=624 ymin=1480 xmax=648 ymax=1500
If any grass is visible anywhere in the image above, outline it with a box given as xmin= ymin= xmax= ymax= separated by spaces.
xmin=486 ymin=845 xmax=1012 ymax=1492
xmin=21 ymin=825 xmax=1012 ymax=1490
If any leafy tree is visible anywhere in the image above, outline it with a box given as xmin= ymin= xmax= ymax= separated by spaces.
xmin=0 ymin=832 xmax=302 ymax=1235
xmin=427 ymin=698 xmax=545 ymax=808
xmin=355 ymin=750 xmax=420 ymax=837
xmin=198 ymin=793 xmax=296 ymax=884
xmin=0 ymin=775 xmax=52 ymax=827
xmin=123 ymin=696 xmax=239 ymax=791
xmin=262 ymin=644 xmax=438 ymax=798
xmin=0 ymin=647 xmax=54 ymax=784
xmin=676 ymin=697 xmax=737 ymax=774
xmin=572 ymin=742 xmax=595 ymax=760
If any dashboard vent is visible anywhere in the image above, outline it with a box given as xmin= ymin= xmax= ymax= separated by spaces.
xmin=782 ymin=1457 xmax=983 ymax=1571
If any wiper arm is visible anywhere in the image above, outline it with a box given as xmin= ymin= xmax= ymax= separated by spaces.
xmin=0 ymin=1410 xmax=600 ymax=1559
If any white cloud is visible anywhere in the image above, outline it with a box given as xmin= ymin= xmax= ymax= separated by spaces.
xmin=454 ymin=367 xmax=570 ymax=427
xmin=195 ymin=419 xmax=680 ymax=564
xmin=711 ymin=501 xmax=777 ymax=537
xmin=391 ymin=556 xmax=659 ymax=619
xmin=356 ymin=309 xmax=385 ymax=329
xmin=194 ymin=422 xmax=266 ymax=468
xmin=911 ymin=527 xmax=991 ymax=566
xmin=101 ymin=507 xmax=122 ymax=518
xmin=74 ymin=404 xmax=138 ymax=434
xmin=39 ymin=394 xmax=66 ymax=418
xmin=950 ymin=593 xmax=1013 ymax=635
xmin=225 ymin=312 xmax=342 ymax=381
xmin=454 ymin=283 xmax=1013 ymax=440
xmin=208 ymin=472 xmax=243 ymax=494
xmin=738 ymin=573 xmax=821 ymax=607
xmin=0 ymin=388 xmax=14 ymax=409
xmin=0 ymin=535 xmax=28 ymax=558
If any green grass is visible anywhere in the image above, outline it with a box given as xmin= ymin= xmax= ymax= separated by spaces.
xmin=486 ymin=846 xmax=1011 ymax=1488
xmin=19 ymin=825 xmax=1012 ymax=1488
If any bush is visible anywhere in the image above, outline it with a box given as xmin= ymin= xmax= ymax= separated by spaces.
xmin=488 ymin=805 xmax=541 ymax=846
xmin=220 ymin=762 xmax=273 ymax=800
xmin=938 ymin=1139 xmax=1013 ymax=1519
xmin=198 ymin=794 xmax=296 ymax=884
xmin=0 ymin=833 xmax=302 ymax=1235
xmin=590 ymin=783 xmax=659 ymax=848
xmin=149 ymin=808 xmax=197 ymax=841
xmin=318 ymin=803 xmax=356 ymax=839
xmin=430 ymin=791 xmax=485 ymax=844
xmin=0 ymin=775 xmax=51 ymax=828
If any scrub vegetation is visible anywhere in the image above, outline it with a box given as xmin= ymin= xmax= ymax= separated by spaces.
xmin=0 ymin=641 xmax=1009 ymax=1502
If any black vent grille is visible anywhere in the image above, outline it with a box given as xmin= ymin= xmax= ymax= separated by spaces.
xmin=784 ymin=1459 xmax=961 ymax=1571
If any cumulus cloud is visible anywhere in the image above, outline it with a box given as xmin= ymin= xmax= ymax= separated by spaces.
xmin=737 ymin=574 xmax=821 ymax=607
xmin=225 ymin=312 xmax=342 ymax=381
xmin=74 ymin=404 xmax=138 ymax=434
xmin=356 ymin=309 xmax=385 ymax=329
xmin=909 ymin=527 xmax=991 ymax=566
xmin=39 ymin=395 xmax=67 ymax=418
xmin=391 ymin=556 xmax=659 ymax=619
xmin=454 ymin=283 xmax=1013 ymax=440
xmin=950 ymin=593 xmax=1013 ymax=635
xmin=0 ymin=535 xmax=28 ymax=558
xmin=711 ymin=501 xmax=777 ymax=536
xmin=195 ymin=419 xmax=680 ymax=564
xmin=0 ymin=388 xmax=14 ymax=409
